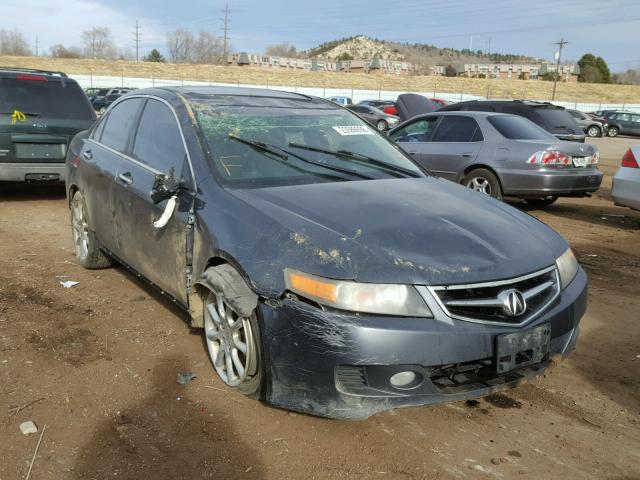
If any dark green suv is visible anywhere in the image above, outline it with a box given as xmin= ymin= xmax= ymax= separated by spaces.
xmin=0 ymin=67 xmax=96 ymax=182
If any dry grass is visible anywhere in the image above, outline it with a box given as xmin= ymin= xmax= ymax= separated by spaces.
xmin=1 ymin=55 xmax=639 ymax=104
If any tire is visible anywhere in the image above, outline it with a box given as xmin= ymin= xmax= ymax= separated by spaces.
xmin=525 ymin=196 xmax=558 ymax=207
xmin=202 ymin=266 xmax=264 ymax=398
xmin=463 ymin=168 xmax=502 ymax=200
xmin=376 ymin=119 xmax=388 ymax=132
xmin=70 ymin=191 xmax=113 ymax=269
xmin=587 ymin=125 xmax=601 ymax=137
xmin=608 ymin=126 xmax=619 ymax=137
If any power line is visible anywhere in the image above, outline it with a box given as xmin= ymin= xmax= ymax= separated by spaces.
xmin=133 ymin=20 xmax=142 ymax=61
xmin=551 ymin=38 xmax=568 ymax=101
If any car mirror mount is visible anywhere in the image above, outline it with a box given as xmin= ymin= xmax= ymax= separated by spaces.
xmin=150 ymin=169 xmax=182 ymax=204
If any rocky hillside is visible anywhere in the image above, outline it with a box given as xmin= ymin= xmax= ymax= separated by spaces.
xmin=305 ymin=35 xmax=540 ymax=71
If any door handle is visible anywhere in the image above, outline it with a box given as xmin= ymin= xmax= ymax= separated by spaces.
xmin=461 ymin=153 xmax=473 ymax=158
xmin=82 ymin=150 xmax=93 ymax=160
xmin=407 ymin=151 xmax=418 ymax=156
xmin=117 ymin=172 xmax=133 ymax=185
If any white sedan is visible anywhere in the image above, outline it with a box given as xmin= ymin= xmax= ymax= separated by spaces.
xmin=612 ymin=145 xmax=640 ymax=211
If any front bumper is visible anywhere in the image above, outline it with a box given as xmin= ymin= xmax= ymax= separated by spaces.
xmin=0 ymin=162 xmax=65 ymax=182
xmin=611 ymin=166 xmax=640 ymax=211
xmin=498 ymin=167 xmax=603 ymax=197
xmin=259 ymin=267 xmax=587 ymax=419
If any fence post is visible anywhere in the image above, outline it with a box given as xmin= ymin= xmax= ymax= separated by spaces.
xmin=598 ymin=99 xmax=602 ymax=111
xmin=181 ymin=74 xmax=184 ymax=86
xmin=121 ymin=70 xmax=124 ymax=87
xmin=351 ymin=85 xmax=354 ymax=99
xmin=152 ymin=76 xmax=155 ymax=87
xmin=433 ymin=81 xmax=437 ymax=98
xmin=459 ymin=83 xmax=464 ymax=102
xmin=378 ymin=81 xmax=382 ymax=100
xmin=90 ymin=69 xmax=94 ymax=88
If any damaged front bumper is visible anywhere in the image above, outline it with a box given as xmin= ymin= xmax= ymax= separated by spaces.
xmin=258 ymin=268 xmax=587 ymax=419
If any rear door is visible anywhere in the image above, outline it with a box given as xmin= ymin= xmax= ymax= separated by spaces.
xmin=112 ymin=98 xmax=194 ymax=303
xmin=418 ymin=115 xmax=484 ymax=181
xmin=629 ymin=114 xmax=640 ymax=136
xmin=80 ymin=97 xmax=145 ymax=253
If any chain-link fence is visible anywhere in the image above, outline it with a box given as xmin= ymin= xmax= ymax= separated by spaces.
xmin=75 ymin=73 xmax=640 ymax=113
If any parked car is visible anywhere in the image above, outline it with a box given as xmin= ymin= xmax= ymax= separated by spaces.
xmin=66 ymin=86 xmax=587 ymax=419
xmin=587 ymin=109 xmax=630 ymax=119
xmin=327 ymin=96 xmax=352 ymax=106
xmin=611 ymin=146 xmax=640 ymax=210
xmin=388 ymin=111 xmax=602 ymax=206
xmin=567 ymin=109 xmax=607 ymax=137
xmin=358 ymin=99 xmax=397 ymax=115
xmin=0 ymin=67 xmax=96 ymax=182
xmin=440 ymin=100 xmax=586 ymax=143
xmin=88 ymin=88 xmax=134 ymax=105
xmin=92 ymin=93 xmax=124 ymax=114
xmin=602 ymin=111 xmax=640 ymax=138
xmin=346 ymin=104 xmax=399 ymax=131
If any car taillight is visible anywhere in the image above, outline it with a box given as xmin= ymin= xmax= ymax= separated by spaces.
xmin=527 ymin=150 xmax=571 ymax=165
xmin=16 ymin=74 xmax=48 ymax=82
xmin=622 ymin=148 xmax=639 ymax=168
xmin=590 ymin=151 xmax=599 ymax=165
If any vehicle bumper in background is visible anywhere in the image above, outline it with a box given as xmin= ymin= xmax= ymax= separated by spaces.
xmin=0 ymin=162 xmax=65 ymax=182
xmin=498 ymin=167 xmax=603 ymax=197
xmin=555 ymin=134 xmax=586 ymax=143
xmin=258 ymin=267 xmax=587 ymax=419
xmin=612 ymin=167 xmax=640 ymax=211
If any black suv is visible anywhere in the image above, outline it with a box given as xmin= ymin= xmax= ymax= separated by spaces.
xmin=0 ymin=67 xmax=96 ymax=182
xmin=440 ymin=100 xmax=585 ymax=143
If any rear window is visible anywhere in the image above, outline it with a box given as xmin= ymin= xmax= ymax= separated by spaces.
xmin=534 ymin=108 xmax=581 ymax=133
xmin=0 ymin=77 xmax=94 ymax=120
xmin=488 ymin=115 xmax=554 ymax=140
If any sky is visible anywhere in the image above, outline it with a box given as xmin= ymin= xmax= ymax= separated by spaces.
xmin=3 ymin=0 xmax=639 ymax=71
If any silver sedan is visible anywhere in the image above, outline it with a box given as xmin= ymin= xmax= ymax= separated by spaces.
xmin=612 ymin=145 xmax=640 ymax=210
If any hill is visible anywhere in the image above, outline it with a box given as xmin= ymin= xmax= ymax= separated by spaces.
xmin=304 ymin=35 xmax=540 ymax=71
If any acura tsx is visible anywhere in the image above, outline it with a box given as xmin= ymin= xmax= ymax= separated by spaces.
xmin=65 ymin=86 xmax=586 ymax=419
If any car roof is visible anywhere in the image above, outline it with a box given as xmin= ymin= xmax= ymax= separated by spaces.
xmin=450 ymin=99 xmax=562 ymax=109
xmin=422 ymin=110 xmax=508 ymax=118
xmin=0 ymin=67 xmax=72 ymax=82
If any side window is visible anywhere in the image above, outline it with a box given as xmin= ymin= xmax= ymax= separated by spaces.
xmin=100 ymin=98 xmax=144 ymax=152
xmin=618 ymin=114 xmax=630 ymax=122
xmin=631 ymin=114 xmax=640 ymax=123
xmin=390 ymin=117 xmax=439 ymax=143
xmin=92 ymin=114 xmax=108 ymax=141
xmin=132 ymin=99 xmax=185 ymax=174
xmin=431 ymin=116 xmax=483 ymax=142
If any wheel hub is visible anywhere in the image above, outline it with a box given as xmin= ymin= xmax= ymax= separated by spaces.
xmin=467 ymin=177 xmax=491 ymax=195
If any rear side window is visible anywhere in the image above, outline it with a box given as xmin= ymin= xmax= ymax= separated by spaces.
xmin=100 ymin=98 xmax=144 ymax=153
xmin=431 ymin=116 xmax=483 ymax=142
xmin=534 ymin=108 xmax=581 ymax=133
xmin=0 ymin=77 xmax=94 ymax=120
xmin=132 ymin=99 xmax=185 ymax=174
xmin=488 ymin=115 xmax=554 ymax=140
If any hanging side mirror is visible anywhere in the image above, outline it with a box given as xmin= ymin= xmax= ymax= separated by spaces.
xmin=150 ymin=170 xmax=181 ymax=204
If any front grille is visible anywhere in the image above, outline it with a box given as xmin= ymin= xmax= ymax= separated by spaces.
xmin=429 ymin=266 xmax=560 ymax=326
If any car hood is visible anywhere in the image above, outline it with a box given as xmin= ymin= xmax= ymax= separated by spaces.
xmin=395 ymin=94 xmax=439 ymax=122
xmin=227 ymin=177 xmax=567 ymax=290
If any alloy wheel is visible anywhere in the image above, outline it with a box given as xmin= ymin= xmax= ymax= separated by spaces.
xmin=587 ymin=126 xmax=600 ymax=137
xmin=71 ymin=197 xmax=90 ymax=261
xmin=204 ymin=292 xmax=256 ymax=387
xmin=377 ymin=120 xmax=388 ymax=131
xmin=466 ymin=176 xmax=492 ymax=195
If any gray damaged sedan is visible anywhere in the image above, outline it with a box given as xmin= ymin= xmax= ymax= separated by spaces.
xmin=66 ymin=87 xmax=587 ymax=419
xmin=389 ymin=111 xmax=603 ymax=206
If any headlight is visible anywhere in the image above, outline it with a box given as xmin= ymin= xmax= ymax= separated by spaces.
xmin=556 ymin=248 xmax=579 ymax=289
xmin=284 ymin=269 xmax=432 ymax=317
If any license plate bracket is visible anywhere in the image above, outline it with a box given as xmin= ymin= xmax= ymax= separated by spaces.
xmin=496 ymin=323 xmax=550 ymax=374
xmin=572 ymin=157 xmax=587 ymax=167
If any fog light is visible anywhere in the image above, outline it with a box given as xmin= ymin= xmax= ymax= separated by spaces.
xmin=390 ymin=370 xmax=421 ymax=389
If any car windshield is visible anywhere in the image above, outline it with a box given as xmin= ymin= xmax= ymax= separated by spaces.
xmin=0 ymin=78 xmax=94 ymax=120
xmin=488 ymin=115 xmax=555 ymax=140
xmin=534 ymin=108 xmax=580 ymax=133
xmin=192 ymin=100 xmax=424 ymax=188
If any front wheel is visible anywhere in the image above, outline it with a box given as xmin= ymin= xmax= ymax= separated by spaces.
xmin=463 ymin=168 xmax=503 ymax=200
xmin=70 ymin=191 xmax=113 ymax=269
xmin=587 ymin=125 xmax=601 ymax=137
xmin=608 ymin=126 xmax=619 ymax=137
xmin=525 ymin=196 xmax=558 ymax=207
xmin=202 ymin=267 xmax=264 ymax=398
xmin=376 ymin=119 xmax=388 ymax=131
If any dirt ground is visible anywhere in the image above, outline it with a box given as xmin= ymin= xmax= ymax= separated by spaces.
xmin=0 ymin=136 xmax=639 ymax=480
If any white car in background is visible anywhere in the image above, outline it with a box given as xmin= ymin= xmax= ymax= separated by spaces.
xmin=612 ymin=146 xmax=640 ymax=211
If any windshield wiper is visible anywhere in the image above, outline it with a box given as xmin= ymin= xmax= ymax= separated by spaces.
xmin=287 ymin=142 xmax=421 ymax=178
xmin=0 ymin=111 xmax=41 ymax=117
xmin=228 ymin=134 xmax=374 ymax=180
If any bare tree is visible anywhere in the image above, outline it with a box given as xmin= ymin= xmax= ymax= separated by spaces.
xmin=166 ymin=28 xmax=194 ymax=63
xmin=0 ymin=28 xmax=31 ymax=56
xmin=265 ymin=42 xmax=298 ymax=58
xmin=81 ymin=27 xmax=116 ymax=59
xmin=50 ymin=44 xmax=83 ymax=58
xmin=192 ymin=31 xmax=224 ymax=64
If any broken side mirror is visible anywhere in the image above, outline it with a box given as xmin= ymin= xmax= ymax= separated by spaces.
xmin=151 ymin=169 xmax=182 ymax=204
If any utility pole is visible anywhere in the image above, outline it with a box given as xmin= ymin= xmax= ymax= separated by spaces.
xmin=222 ymin=1 xmax=230 ymax=65
xmin=133 ymin=20 xmax=142 ymax=61
xmin=34 ymin=35 xmax=39 ymax=56
xmin=551 ymin=38 xmax=568 ymax=101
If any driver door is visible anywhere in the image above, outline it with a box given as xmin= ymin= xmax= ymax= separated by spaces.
xmin=112 ymin=98 xmax=194 ymax=303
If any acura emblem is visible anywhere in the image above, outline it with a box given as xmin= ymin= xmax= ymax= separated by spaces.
xmin=498 ymin=289 xmax=527 ymax=317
